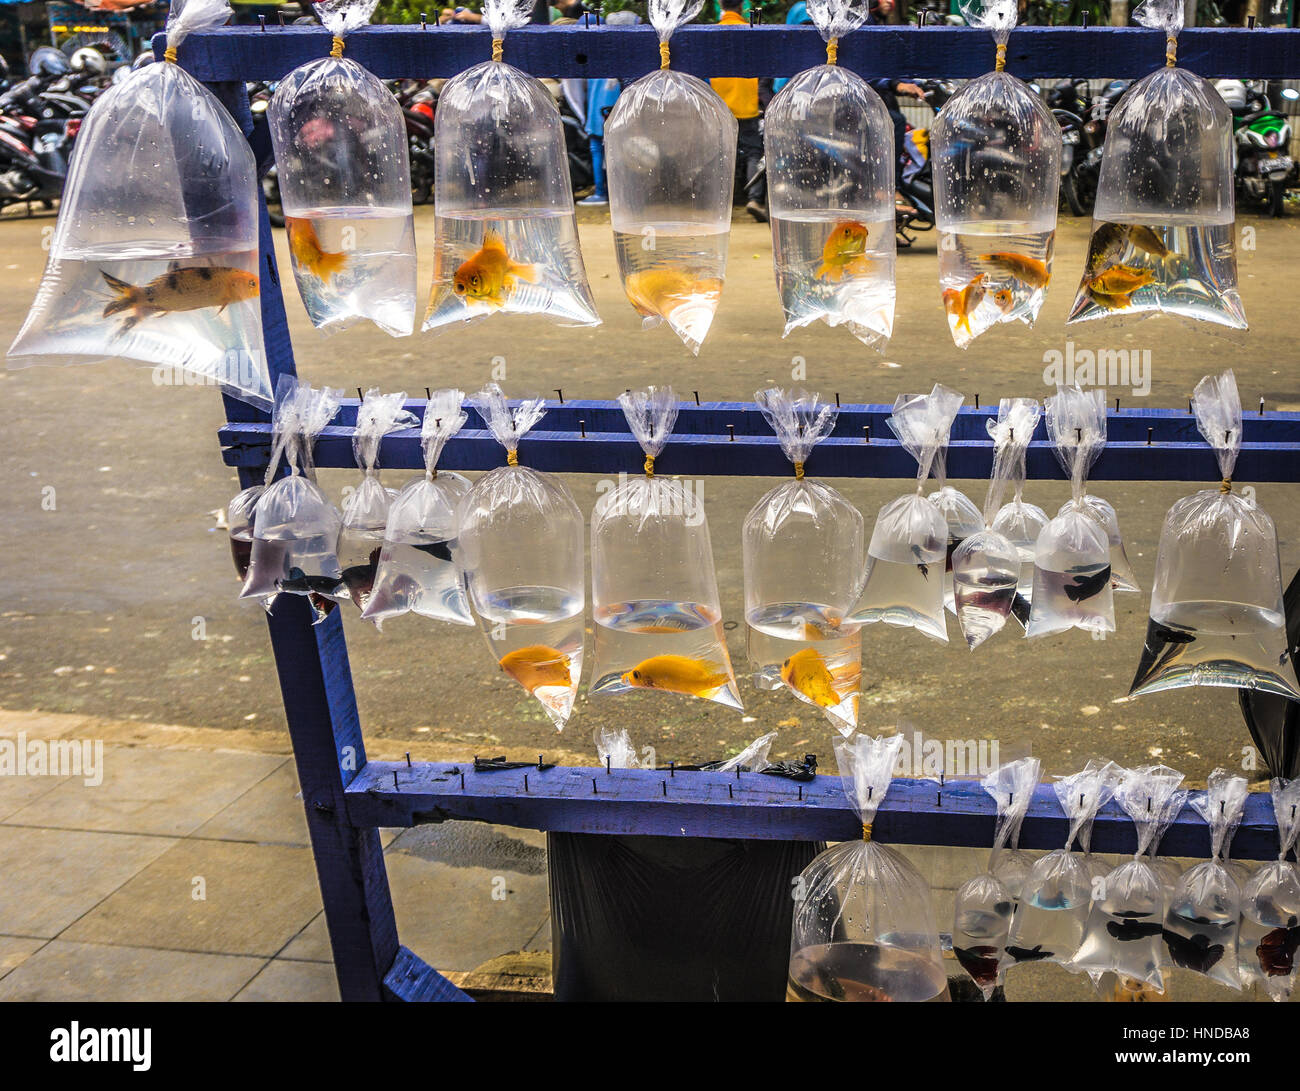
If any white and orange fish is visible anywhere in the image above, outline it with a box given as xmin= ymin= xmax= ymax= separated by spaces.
xmin=942 ymin=273 xmax=986 ymax=337
xmin=286 ymin=216 xmax=347 ymax=285
xmin=101 ymin=266 xmax=259 ymax=331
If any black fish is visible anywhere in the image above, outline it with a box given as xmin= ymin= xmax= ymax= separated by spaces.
xmin=1258 ymin=924 xmax=1300 ymax=977
xmin=1130 ymin=619 xmax=1199 ymax=691
xmin=1064 ymin=565 xmax=1112 ymax=603
xmin=1162 ymin=928 xmax=1225 ymax=973
xmin=917 ymin=564 xmax=930 ymax=581
xmin=954 ymin=944 xmax=1001 ymax=986
xmin=1010 ymin=592 xmax=1031 ymax=627
xmin=281 ymin=568 xmax=345 ymax=596
xmin=413 ymin=540 xmax=455 ymax=564
xmin=1106 ymin=916 xmax=1163 ymax=942
xmin=909 ymin=544 xmax=931 ymax=581
xmin=1005 ymin=944 xmax=1053 ymax=963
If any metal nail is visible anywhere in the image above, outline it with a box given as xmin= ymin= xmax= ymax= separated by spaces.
xmin=592 ymin=778 xmax=598 ymax=794
xmin=834 ymin=392 xmax=840 ymax=407
xmin=693 ymin=390 xmax=701 ymax=405
xmin=606 ymin=755 xmax=612 ymax=774
xmin=555 ymin=388 xmax=564 ymax=404
xmin=405 ymin=752 xmax=411 ymax=767
xmin=1147 ymin=426 xmax=1153 ymax=446
xmin=392 ymin=771 xmax=398 ymax=789
xmin=662 ymin=780 xmax=667 ymax=796
xmin=864 ymin=425 xmax=870 ymax=443
xmin=524 ymin=774 xmax=529 ymax=792
xmin=670 ymin=761 xmax=675 ymax=777
xmin=580 ymin=419 xmax=586 ymax=438
xmin=974 ymin=393 xmax=979 ymax=409
xmin=727 ymin=424 xmax=735 ymax=442
xmin=259 ymin=14 xmax=266 ymax=30
xmin=729 ymin=784 xmax=734 ymax=799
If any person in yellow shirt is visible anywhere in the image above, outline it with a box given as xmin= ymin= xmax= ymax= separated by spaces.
xmin=710 ymin=0 xmax=767 ymax=222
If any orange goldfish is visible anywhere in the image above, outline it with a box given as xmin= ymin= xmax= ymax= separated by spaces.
xmin=992 ymin=287 xmax=1017 ymax=314
xmin=499 ymin=645 xmax=572 ymax=693
xmin=286 ymin=217 xmax=347 ymax=285
xmin=453 ymin=228 xmax=537 ymax=306
xmin=815 ymin=221 xmax=872 ymax=282
xmin=1088 ymin=263 xmax=1156 ymax=296
xmin=623 ymin=267 xmax=722 ymax=320
xmin=1085 ymin=284 xmax=1135 ymax=310
xmin=780 ymin=648 xmax=840 ymax=709
xmin=101 ymin=266 xmax=259 ymax=331
xmin=942 ymin=273 xmax=986 ymax=336
xmin=621 ymin=654 xmax=731 ymax=698
xmin=978 ymin=251 xmax=1051 ymax=290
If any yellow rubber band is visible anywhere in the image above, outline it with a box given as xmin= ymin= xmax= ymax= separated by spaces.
xmin=644 ymin=455 xmax=655 ymax=477
xmin=826 ymin=38 xmax=838 ymax=65
xmin=163 ymin=46 xmax=178 ymax=64
xmin=659 ymin=40 xmax=670 ymax=70
xmin=793 ymin=461 xmax=805 ymax=479
xmin=995 ymin=42 xmax=1007 ymax=72
xmin=1220 ymin=477 xmax=1232 ymax=493
xmin=492 ymin=37 xmax=504 ymax=62
xmin=506 ymin=449 xmax=519 ymax=466
xmin=1166 ymin=36 xmax=1177 ymax=67
xmin=330 ymin=35 xmax=344 ymax=58
xmin=862 ymin=822 xmax=872 ymax=841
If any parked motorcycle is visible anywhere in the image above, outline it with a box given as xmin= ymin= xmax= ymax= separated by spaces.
xmin=1216 ymin=78 xmax=1294 ymax=217
xmin=1045 ymin=78 xmax=1128 ymax=216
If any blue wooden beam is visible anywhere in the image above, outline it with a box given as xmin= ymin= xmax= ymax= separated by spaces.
xmin=345 ymin=760 xmax=1286 ymax=861
xmin=170 ymin=25 xmax=1300 ymax=81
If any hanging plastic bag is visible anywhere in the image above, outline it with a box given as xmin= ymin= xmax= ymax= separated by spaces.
xmin=594 ymin=726 xmax=643 ymax=770
xmin=951 ymin=757 xmax=1039 ymax=998
xmin=744 ymin=389 xmax=863 ymax=733
xmin=362 ymin=390 xmax=474 ymax=630
xmin=1239 ymin=778 xmax=1300 ymax=1000
xmin=590 ymin=387 xmax=741 ymax=711
xmin=1161 ymin=769 xmax=1248 ymax=988
xmin=989 ymin=402 xmax=1048 ymax=630
xmin=952 ymin=398 xmax=1040 ymax=648
xmin=763 ymin=0 xmax=895 ymax=349
xmin=1068 ymin=2 xmax=1244 ymax=329
xmin=7 ymin=0 xmax=270 ymax=407
xmin=423 ymin=0 xmax=599 ymax=332
xmin=1007 ymin=760 xmax=1122 ymax=970
xmin=1130 ymin=372 xmax=1300 ymax=701
xmin=457 ymin=384 xmax=585 ymax=729
xmin=241 ymin=378 xmax=346 ymax=612
xmin=1069 ymin=765 xmax=1185 ymax=988
xmin=926 ymin=412 xmax=983 ymax=619
xmin=1026 ymin=386 xmax=1115 ymax=638
xmin=931 ymin=0 xmax=1060 ymax=348
xmin=789 ymin=733 xmax=948 ymax=1002
xmin=1056 ymin=493 xmax=1140 ymax=594
xmin=847 ymin=385 xmax=962 ymax=643
xmin=604 ymin=0 xmax=736 ymax=354
xmin=267 ymin=0 xmax=417 ymax=336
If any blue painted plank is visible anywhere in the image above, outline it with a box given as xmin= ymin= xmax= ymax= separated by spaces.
xmin=169 ymin=25 xmax=1300 ymax=82
xmin=346 ymin=761 xmax=1286 ymax=861
xmin=384 ymin=946 xmax=474 ymax=1002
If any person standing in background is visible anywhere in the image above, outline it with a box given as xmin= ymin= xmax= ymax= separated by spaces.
xmin=710 ymin=0 xmax=767 ymax=222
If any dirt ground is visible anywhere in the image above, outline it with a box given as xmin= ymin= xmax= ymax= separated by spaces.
xmin=1 ymin=204 xmax=1297 ymax=782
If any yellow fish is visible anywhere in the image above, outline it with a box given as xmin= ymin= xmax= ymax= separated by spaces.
xmin=624 ymin=267 xmax=722 ymax=320
xmin=1126 ymin=224 xmax=1170 ymax=258
xmin=942 ymin=273 xmax=986 ymax=336
xmin=101 ymin=266 xmax=259 ymax=331
xmin=286 ymin=216 xmax=347 ymax=285
xmin=621 ymin=654 xmax=731 ymax=698
xmin=1088 ymin=263 xmax=1156 ymax=296
xmin=978 ymin=251 xmax=1051 ymax=290
xmin=815 ymin=221 xmax=872 ymax=282
xmin=780 ymin=648 xmax=840 ymax=710
xmin=453 ymin=228 xmax=538 ymax=306
xmin=1085 ymin=283 xmax=1135 ymax=310
xmin=499 ymin=645 xmax=572 ymax=693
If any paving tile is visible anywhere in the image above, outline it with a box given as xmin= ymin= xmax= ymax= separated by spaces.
xmin=194 ymin=760 xmax=308 ymax=846
xmin=0 ymin=826 xmax=175 ymax=937
xmin=278 ymin=912 xmax=331 ymax=963
xmin=62 ymin=839 xmax=323 ymax=958
xmin=0 ymin=940 xmax=263 ymax=1002
xmin=0 ymin=935 xmax=45 ymax=980
xmin=0 ymin=711 xmax=94 ymax=740
xmin=0 ymin=771 xmax=69 ymax=822
xmin=6 ymin=746 xmax=286 ymax=837
xmin=233 ymin=958 xmax=340 ymax=1002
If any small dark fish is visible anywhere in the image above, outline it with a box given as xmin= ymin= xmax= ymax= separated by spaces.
xmin=1005 ymin=944 xmax=1053 ymax=963
xmin=1258 ymin=924 xmax=1300 ymax=977
xmin=1131 ymin=619 xmax=1199 ymax=690
xmin=413 ymin=540 xmax=455 ymax=563
xmin=281 ymin=567 xmax=345 ymax=596
xmin=917 ymin=564 xmax=929 ymax=581
xmin=1162 ymin=928 xmax=1225 ymax=973
xmin=1107 ymin=916 xmax=1163 ymax=942
xmin=954 ymin=944 xmax=1001 ymax=986
xmin=1064 ymin=565 xmax=1112 ymax=603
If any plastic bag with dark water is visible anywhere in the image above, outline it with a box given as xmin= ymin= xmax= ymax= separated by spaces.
xmin=1239 ymin=778 xmax=1300 ymax=1000
xmin=1056 ymin=493 xmax=1140 ymax=594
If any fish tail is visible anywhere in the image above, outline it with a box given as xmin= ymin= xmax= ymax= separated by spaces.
xmin=315 ymin=249 xmax=348 ymax=284
xmin=510 ymin=260 xmax=538 ymax=285
xmin=100 ymin=271 xmax=138 ymax=318
xmin=814 ymin=261 xmax=833 ymax=281
xmin=845 ymin=256 xmax=873 ymax=277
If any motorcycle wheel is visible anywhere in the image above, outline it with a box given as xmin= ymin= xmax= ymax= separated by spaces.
xmin=262 ymin=172 xmax=284 ymax=229
xmin=1269 ymin=178 xmax=1286 ymax=218
xmin=1062 ymin=171 xmax=1086 ymax=217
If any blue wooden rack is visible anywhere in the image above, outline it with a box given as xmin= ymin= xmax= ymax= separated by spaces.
xmin=164 ymin=23 xmax=1300 ymax=1002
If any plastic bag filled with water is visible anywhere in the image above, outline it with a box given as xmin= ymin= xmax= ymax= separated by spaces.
xmin=1007 ymin=760 xmax=1122 ymax=971
xmin=1161 ymin=769 xmax=1248 ymax=988
xmin=1026 ymin=386 xmax=1115 ymax=638
xmin=951 ymin=757 xmax=1039 ymax=998
xmin=1056 ymin=493 xmax=1140 ymax=594
xmin=423 ymin=0 xmax=598 ymax=332
xmin=789 ymin=733 xmax=949 ymax=1002
xmin=763 ymin=0 xmax=895 ymax=349
xmin=594 ymin=726 xmax=644 ymax=770
xmin=267 ymin=0 xmax=417 ymax=336
xmin=952 ymin=399 xmax=1040 ymax=648
xmin=989 ymin=406 xmax=1048 ymax=631
xmin=848 ymin=385 xmax=961 ymax=643
xmin=744 ymin=389 xmax=864 ymax=734
xmin=458 ymin=384 xmax=585 ymax=729
xmin=1130 ymin=372 xmax=1300 ymax=702
xmin=1239 ymin=778 xmax=1300 ymax=1000
xmin=926 ymin=424 xmax=983 ymax=619
xmin=241 ymin=379 xmax=346 ymax=613
xmin=590 ymin=387 xmax=741 ymax=711
xmin=604 ymin=0 xmax=736 ymax=354
xmin=1069 ymin=765 xmax=1186 ymax=988
xmin=1068 ymin=0 xmax=1244 ymax=331
xmin=931 ymin=0 xmax=1060 ymax=348
xmin=362 ymin=390 xmax=474 ymax=631
xmin=335 ymin=389 xmax=416 ymax=612
xmin=7 ymin=0 xmax=270 ymax=407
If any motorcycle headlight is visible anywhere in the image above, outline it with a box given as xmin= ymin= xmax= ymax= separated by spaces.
xmin=1267 ymin=131 xmax=1280 ymax=148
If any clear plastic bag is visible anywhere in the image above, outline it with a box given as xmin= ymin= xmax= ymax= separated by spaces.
xmin=931 ymin=0 xmax=1060 ymax=348
xmin=1068 ymin=0 xmax=1244 ymax=330
xmin=1007 ymin=760 xmax=1122 ymax=970
xmin=1130 ymin=371 xmax=1300 ymax=701
xmin=952 ymin=757 xmax=1039 ymax=998
xmin=241 ymin=378 xmax=346 ymax=612
xmin=952 ymin=398 xmax=1040 ymax=648
xmin=268 ymin=0 xmax=417 ymax=336
xmin=423 ymin=0 xmax=598 ymax=332
xmin=1069 ymin=765 xmax=1185 ymax=988
xmin=847 ymin=385 xmax=962 ymax=643
xmin=763 ymin=0 xmax=895 ymax=349
xmin=1161 ymin=768 xmax=1248 ymax=988
xmin=1056 ymin=493 xmax=1140 ymax=594
xmin=989 ymin=405 xmax=1048 ymax=631
xmin=594 ymin=726 xmax=644 ymax=770
xmin=590 ymin=387 xmax=741 ymax=711
xmin=458 ymin=384 xmax=585 ymax=729
xmin=336 ymin=389 xmax=416 ymax=611
xmin=1239 ymin=778 xmax=1300 ymax=1000
xmin=1026 ymin=386 xmax=1115 ymax=638
xmin=604 ymin=0 xmax=737 ymax=354
xmin=362 ymin=390 xmax=474 ymax=630
xmin=7 ymin=0 xmax=270 ymax=407
xmin=789 ymin=733 xmax=948 ymax=1002
xmin=744 ymin=389 xmax=863 ymax=733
